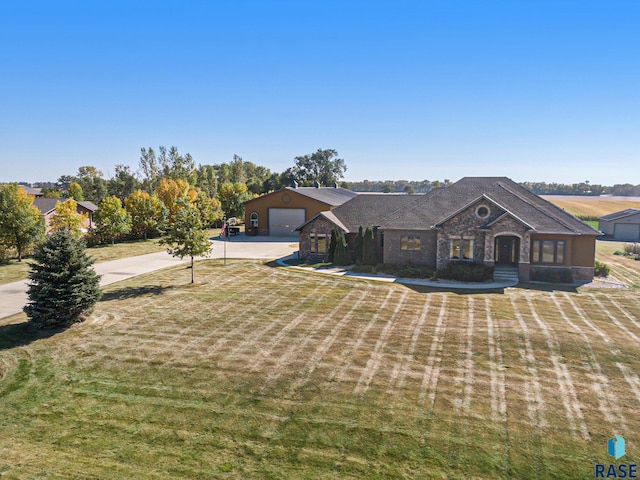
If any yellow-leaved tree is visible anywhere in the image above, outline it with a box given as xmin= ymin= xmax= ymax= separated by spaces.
xmin=124 ymin=190 xmax=166 ymax=239
xmin=50 ymin=200 xmax=87 ymax=237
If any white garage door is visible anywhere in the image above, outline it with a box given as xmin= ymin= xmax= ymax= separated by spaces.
xmin=269 ymin=208 xmax=305 ymax=236
xmin=614 ymin=223 xmax=640 ymax=241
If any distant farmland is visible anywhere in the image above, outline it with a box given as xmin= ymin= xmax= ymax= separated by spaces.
xmin=1 ymin=260 xmax=639 ymax=479
xmin=542 ymin=195 xmax=640 ymax=217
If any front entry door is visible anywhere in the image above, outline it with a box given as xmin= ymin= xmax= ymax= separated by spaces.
xmin=496 ymin=237 xmax=518 ymax=265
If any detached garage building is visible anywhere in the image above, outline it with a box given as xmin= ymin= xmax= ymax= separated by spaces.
xmin=244 ymin=183 xmax=358 ymax=236
xmin=599 ymin=209 xmax=640 ymax=241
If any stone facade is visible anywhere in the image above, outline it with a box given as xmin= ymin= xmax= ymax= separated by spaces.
xmin=437 ymin=200 xmax=505 ymax=269
xmin=383 ymin=229 xmax=437 ymax=266
xmin=299 ymin=216 xmax=335 ymax=261
xmin=571 ymin=266 xmax=595 ymax=282
xmin=298 ymin=195 xmax=595 ymax=284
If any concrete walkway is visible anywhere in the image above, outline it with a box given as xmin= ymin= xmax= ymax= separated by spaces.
xmin=0 ymin=235 xmax=298 ymax=320
xmin=276 ymin=257 xmax=519 ymax=290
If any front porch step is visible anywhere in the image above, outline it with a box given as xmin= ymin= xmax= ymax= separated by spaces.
xmin=493 ymin=265 xmax=519 ymax=283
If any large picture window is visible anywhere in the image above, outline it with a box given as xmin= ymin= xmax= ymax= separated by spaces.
xmin=310 ymin=233 xmax=328 ymax=254
xmin=450 ymin=239 xmax=474 ymax=260
xmin=401 ymin=235 xmax=421 ymax=251
xmin=531 ymin=239 xmax=565 ymax=264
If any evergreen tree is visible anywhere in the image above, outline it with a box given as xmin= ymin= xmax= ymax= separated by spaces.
xmin=354 ymin=226 xmax=364 ymax=265
xmin=333 ymin=229 xmax=351 ymax=266
xmin=363 ymin=226 xmax=377 ymax=266
xmin=328 ymin=228 xmax=338 ymax=263
xmin=24 ymin=230 xmax=102 ymax=329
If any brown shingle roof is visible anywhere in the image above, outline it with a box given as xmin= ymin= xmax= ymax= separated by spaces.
xmin=33 ymin=198 xmax=98 ymax=215
xmin=302 ymin=177 xmax=599 ymax=236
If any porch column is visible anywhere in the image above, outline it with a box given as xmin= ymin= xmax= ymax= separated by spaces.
xmin=518 ymin=232 xmax=531 ymax=281
xmin=483 ymin=232 xmax=495 ymax=265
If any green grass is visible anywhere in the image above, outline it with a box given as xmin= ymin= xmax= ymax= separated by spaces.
xmin=0 ymin=238 xmax=166 ymax=286
xmin=0 ymin=229 xmax=223 ymax=286
xmin=583 ymin=220 xmax=599 ymax=229
xmin=1 ymin=260 xmax=639 ymax=478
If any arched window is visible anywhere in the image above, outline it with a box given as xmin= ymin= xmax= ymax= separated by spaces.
xmin=250 ymin=212 xmax=259 ymax=228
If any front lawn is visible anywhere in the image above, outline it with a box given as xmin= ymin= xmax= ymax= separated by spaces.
xmin=0 ymin=229 xmax=223 ymax=286
xmin=1 ymin=260 xmax=638 ymax=478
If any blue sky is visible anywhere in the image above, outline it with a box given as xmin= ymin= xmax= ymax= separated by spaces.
xmin=1 ymin=1 xmax=638 ymax=185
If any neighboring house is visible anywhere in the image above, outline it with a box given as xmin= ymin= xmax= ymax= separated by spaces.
xmin=598 ymin=209 xmax=640 ymax=241
xmin=32 ymin=198 xmax=98 ymax=233
xmin=243 ymin=182 xmax=358 ymax=236
xmin=297 ymin=177 xmax=600 ymax=282
xmin=19 ymin=185 xmax=44 ymax=197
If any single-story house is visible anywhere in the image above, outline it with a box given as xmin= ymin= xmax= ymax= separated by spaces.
xmin=243 ymin=182 xmax=358 ymax=236
xmin=297 ymin=177 xmax=600 ymax=282
xmin=598 ymin=209 xmax=640 ymax=241
xmin=33 ymin=198 xmax=98 ymax=233
xmin=19 ymin=185 xmax=44 ymax=197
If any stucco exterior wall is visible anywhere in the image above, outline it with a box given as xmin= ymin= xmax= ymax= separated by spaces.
xmin=528 ymin=234 xmax=596 ymax=282
xmin=382 ymin=229 xmax=437 ymax=266
xmin=570 ymin=235 xmax=597 ymax=267
xmin=244 ymin=189 xmax=333 ymax=235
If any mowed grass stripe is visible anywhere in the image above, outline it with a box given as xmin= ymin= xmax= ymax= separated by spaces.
xmin=255 ymin=283 xmax=359 ymax=390
xmin=387 ymin=294 xmax=431 ymax=396
xmin=2 ymin=260 xmax=639 ymax=479
xmin=485 ymin=296 xmax=508 ymax=423
xmin=588 ymin=294 xmax=640 ymax=344
xmin=353 ymin=290 xmax=409 ymax=396
xmin=332 ymin=288 xmax=396 ymax=385
xmin=227 ymin=279 xmax=333 ymax=370
xmin=555 ymin=292 xmax=629 ymax=431
xmin=525 ymin=295 xmax=589 ymax=440
xmin=288 ymin=285 xmax=372 ymax=396
xmin=604 ymin=296 xmax=640 ymax=333
xmin=508 ymin=295 xmax=547 ymax=429
xmin=418 ymin=294 xmax=448 ymax=409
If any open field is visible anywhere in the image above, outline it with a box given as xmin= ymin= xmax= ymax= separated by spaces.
xmin=542 ymin=195 xmax=640 ymax=217
xmin=1 ymin=260 xmax=639 ymax=479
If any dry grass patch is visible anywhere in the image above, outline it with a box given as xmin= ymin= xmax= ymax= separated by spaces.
xmin=596 ymin=240 xmax=640 ymax=287
xmin=0 ymin=260 xmax=639 ymax=478
xmin=542 ymin=195 xmax=640 ymax=217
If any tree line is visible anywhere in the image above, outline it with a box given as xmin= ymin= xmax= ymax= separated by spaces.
xmin=1 ymin=147 xmax=349 ymax=261
xmin=21 ymin=147 xmax=349 ymax=207
xmin=347 ymin=180 xmax=640 ymax=196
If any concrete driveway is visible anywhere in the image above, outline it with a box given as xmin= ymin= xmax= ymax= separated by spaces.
xmin=0 ymin=234 xmax=298 ymax=320
xmin=208 ymin=234 xmax=298 ymax=259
